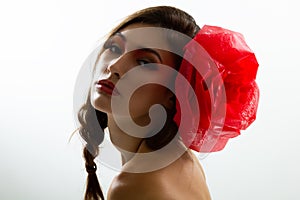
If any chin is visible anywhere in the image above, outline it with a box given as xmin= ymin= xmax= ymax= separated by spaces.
xmin=91 ymin=94 xmax=112 ymax=114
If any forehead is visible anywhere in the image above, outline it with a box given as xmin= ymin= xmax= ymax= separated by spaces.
xmin=117 ymin=24 xmax=173 ymax=52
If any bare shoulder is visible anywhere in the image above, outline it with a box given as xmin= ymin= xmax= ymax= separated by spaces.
xmin=107 ymin=151 xmax=211 ymax=200
xmin=107 ymin=171 xmax=172 ymax=200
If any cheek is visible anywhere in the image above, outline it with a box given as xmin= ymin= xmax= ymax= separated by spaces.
xmin=129 ymin=85 xmax=168 ymax=114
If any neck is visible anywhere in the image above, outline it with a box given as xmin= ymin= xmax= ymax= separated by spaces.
xmin=106 ymin=114 xmax=188 ymax=172
xmin=107 ymin=114 xmax=149 ymax=164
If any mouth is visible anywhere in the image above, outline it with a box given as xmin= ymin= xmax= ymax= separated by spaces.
xmin=95 ymin=79 xmax=120 ymax=96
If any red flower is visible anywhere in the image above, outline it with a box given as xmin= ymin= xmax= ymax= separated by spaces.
xmin=174 ymin=25 xmax=260 ymax=152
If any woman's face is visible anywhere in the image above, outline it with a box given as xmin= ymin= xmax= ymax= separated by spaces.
xmin=91 ymin=23 xmax=178 ymax=126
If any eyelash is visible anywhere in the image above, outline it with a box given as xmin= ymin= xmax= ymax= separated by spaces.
xmin=137 ymin=59 xmax=150 ymax=66
xmin=104 ymin=41 xmax=122 ymax=54
xmin=137 ymin=59 xmax=158 ymax=70
xmin=104 ymin=40 xmax=158 ymax=69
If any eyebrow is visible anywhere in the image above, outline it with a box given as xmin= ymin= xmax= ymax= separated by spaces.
xmin=114 ymin=32 xmax=162 ymax=63
xmin=138 ymin=48 xmax=162 ymax=63
xmin=114 ymin=32 xmax=127 ymax=42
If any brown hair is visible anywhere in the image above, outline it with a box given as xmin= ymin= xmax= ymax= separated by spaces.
xmin=77 ymin=6 xmax=200 ymax=200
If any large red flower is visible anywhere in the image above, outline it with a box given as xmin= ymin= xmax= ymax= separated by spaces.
xmin=174 ymin=25 xmax=259 ymax=152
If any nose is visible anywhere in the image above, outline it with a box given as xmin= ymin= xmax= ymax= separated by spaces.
xmin=106 ymin=58 xmax=120 ymax=79
xmin=106 ymin=54 xmax=130 ymax=79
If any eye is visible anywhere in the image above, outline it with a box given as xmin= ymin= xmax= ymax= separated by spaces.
xmin=104 ymin=40 xmax=122 ymax=54
xmin=137 ymin=59 xmax=150 ymax=66
xmin=137 ymin=59 xmax=158 ymax=70
xmin=109 ymin=45 xmax=122 ymax=54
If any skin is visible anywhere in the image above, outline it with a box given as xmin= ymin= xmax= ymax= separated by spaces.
xmin=91 ymin=24 xmax=211 ymax=200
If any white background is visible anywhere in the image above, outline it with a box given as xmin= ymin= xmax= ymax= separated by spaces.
xmin=0 ymin=0 xmax=299 ymax=199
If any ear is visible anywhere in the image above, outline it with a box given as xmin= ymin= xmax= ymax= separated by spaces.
xmin=163 ymin=90 xmax=175 ymax=110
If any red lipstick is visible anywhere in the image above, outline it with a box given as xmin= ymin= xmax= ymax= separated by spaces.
xmin=96 ymin=80 xmax=120 ymax=96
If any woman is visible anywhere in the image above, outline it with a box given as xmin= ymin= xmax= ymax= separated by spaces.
xmin=75 ymin=6 xmax=259 ymax=200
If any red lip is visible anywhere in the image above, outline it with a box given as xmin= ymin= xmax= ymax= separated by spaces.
xmin=95 ymin=80 xmax=120 ymax=96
